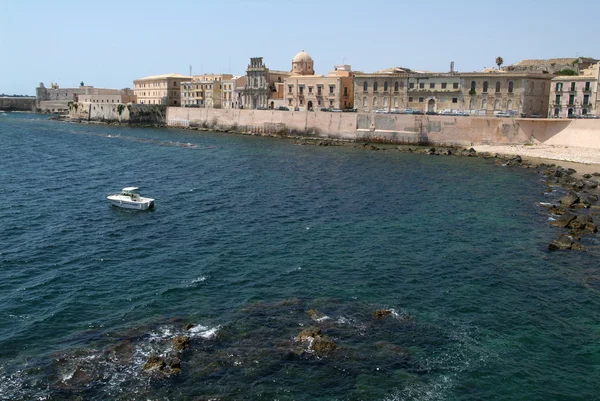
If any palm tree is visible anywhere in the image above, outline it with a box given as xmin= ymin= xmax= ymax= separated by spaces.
xmin=495 ymin=57 xmax=504 ymax=70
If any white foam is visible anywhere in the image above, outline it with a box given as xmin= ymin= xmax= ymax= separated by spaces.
xmin=190 ymin=276 xmax=206 ymax=285
xmin=188 ymin=324 xmax=220 ymax=339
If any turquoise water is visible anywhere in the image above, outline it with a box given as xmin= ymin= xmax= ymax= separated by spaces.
xmin=1 ymin=112 xmax=599 ymax=400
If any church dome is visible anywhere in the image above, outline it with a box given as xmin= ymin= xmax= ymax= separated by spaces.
xmin=293 ymin=50 xmax=313 ymax=63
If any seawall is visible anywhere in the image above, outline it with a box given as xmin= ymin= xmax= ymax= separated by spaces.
xmin=166 ymin=107 xmax=600 ymax=149
xmin=0 ymin=97 xmax=36 ymax=111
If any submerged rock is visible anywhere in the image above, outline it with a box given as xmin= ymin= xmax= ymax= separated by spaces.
xmin=373 ymin=310 xmax=392 ymax=319
xmin=311 ymin=337 xmax=337 ymax=354
xmin=173 ymin=335 xmax=190 ymax=351
xmin=549 ymin=235 xmax=584 ymax=251
xmin=143 ymin=355 xmax=166 ymax=371
xmin=296 ymin=327 xmax=322 ymax=342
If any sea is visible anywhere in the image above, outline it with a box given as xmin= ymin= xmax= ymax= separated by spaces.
xmin=1 ymin=112 xmax=599 ymax=401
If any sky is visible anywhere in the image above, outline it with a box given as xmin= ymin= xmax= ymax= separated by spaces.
xmin=1 ymin=0 xmax=599 ymax=96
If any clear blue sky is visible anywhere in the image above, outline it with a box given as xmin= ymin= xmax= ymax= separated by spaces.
xmin=1 ymin=0 xmax=598 ymax=95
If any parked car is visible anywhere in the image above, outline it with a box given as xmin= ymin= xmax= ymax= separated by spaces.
xmin=426 ymin=111 xmax=437 ymax=115
xmin=343 ymin=108 xmax=357 ymax=112
xmin=320 ymin=107 xmax=330 ymax=112
xmin=276 ymin=106 xmax=290 ymax=111
xmin=375 ymin=109 xmax=388 ymax=114
xmin=494 ymin=111 xmax=511 ymax=118
xmin=530 ymin=113 xmax=543 ymax=118
xmin=330 ymin=108 xmax=343 ymax=112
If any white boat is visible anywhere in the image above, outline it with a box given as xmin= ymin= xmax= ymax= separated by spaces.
xmin=107 ymin=187 xmax=155 ymax=210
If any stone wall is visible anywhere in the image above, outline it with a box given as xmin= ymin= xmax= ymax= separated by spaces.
xmin=0 ymin=97 xmax=36 ymax=111
xmin=67 ymin=103 xmax=166 ymax=125
xmin=166 ymin=107 xmax=600 ymax=149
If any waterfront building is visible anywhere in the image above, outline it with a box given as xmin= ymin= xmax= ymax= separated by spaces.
xmin=283 ymin=50 xmax=354 ymax=111
xmin=241 ymin=57 xmax=292 ymax=109
xmin=133 ymin=74 xmax=191 ymax=106
xmin=354 ymin=68 xmax=552 ymax=117
xmin=180 ymin=74 xmax=233 ymax=108
xmin=36 ymin=83 xmax=135 ymax=112
xmin=549 ymin=63 xmax=599 ymax=118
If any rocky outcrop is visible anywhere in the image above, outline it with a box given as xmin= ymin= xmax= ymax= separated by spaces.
xmin=549 ymin=235 xmax=585 ymax=251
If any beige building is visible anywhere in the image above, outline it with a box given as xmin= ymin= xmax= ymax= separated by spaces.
xmin=355 ymin=68 xmax=552 ymax=117
xmin=78 ymin=88 xmax=136 ymax=104
xmin=283 ymin=50 xmax=354 ymax=111
xmin=181 ymin=74 xmax=233 ymax=108
xmin=133 ymin=74 xmax=191 ymax=106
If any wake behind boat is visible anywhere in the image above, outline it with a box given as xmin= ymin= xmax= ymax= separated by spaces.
xmin=107 ymin=187 xmax=155 ymax=210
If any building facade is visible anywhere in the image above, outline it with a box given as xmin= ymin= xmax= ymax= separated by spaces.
xmin=133 ymin=74 xmax=191 ymax=106
xmin=36 ymin=83 xmax=136 ymax=111
xmin=354 ymin=70 xmax=552 ymax=117
xmin=283 ymin=50 xmax=354 ymax=111
xmin=548 ymin=63 xmax=599 ymax=118
xmin=78 ymin=88 xmax=136 ymax=104
xmin=180 ymin=74 xmax=232 ymax=108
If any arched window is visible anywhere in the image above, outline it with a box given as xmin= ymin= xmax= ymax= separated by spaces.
xmin=507 ymin=99 xmax=513 ymax=110
xmin=363 ymin=97 xmax=367 ymax=107
xmin=384 ymin=82 xmax=388 ymax=92
xmin=482 ymin=98 xmax=487 ymax=109
xmin=373 ymin=82 xmax=378 ymax=92
xmin=495 ymin=81 xmax=500 ymax=93
xmin=394 ymin=97 xmax=398 ymax=107
xmin=469 ymin=99 xmax=474 ymax=109
xmin=383 ymin=97 xmax=388 ymax=107
xmin=254 ymin=78 xmax=258 ymax=87
xmin=394 ymin=81 xmax=399 ymax=92
xmin=508 ymin=81 xmax=514 ymax=93
xmin=483 ymin=81 xmax=488 ymax=93
xmin=373 ymin=97 xmax=377 ymax=107
xmin=363 ymin=81 xmax=368 ymax=92
xmin=471 ymin=81 xmax=476 ymax=91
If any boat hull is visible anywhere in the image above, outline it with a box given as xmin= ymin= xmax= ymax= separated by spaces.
xmin=107 ymin=196 xmax=154 ymax=210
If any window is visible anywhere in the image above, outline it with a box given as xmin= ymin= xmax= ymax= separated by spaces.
xmin=452 ymin=98 xmax=458 ymax=103
xmin=441 ymin=83 xmax=447 ymax=89
xmin=384 ymin=97 xmax=388 ymax=107
xmin=470 ymin=81 xmax=476 ymax=91
xmin=408 ymin=97 xmax=413 ymax=102
xmin=469 ymin=99 xmax=474 ymax=109
xmin=373 ymin=82 xmax=378 ymax=92
xmin=344 ymin=86 xmax=348 ymax=96
xmin=555 ymin=82 xmax=563 ymax=91
xmin=430 ymin=83 xmax=435 ymax=89
xmin=329 ymin=85 xmax=334 ymax=94
xmin=308 ymin=86 xmax=313 ymax=94
xmin=570 ymin=82 xmax=576 ymax=91
xmin=329 ymin=100 xmax=333 ymax=106
xmin=363 ymin=81 xmax=368 ymax=92
xmin=453 ymin=83 xmax=459 ymax=89
xmin=384 ymin=82 xmax=388 ymax=92
xmin=394 ymin=97 xmax=398 ymax=107
xmin=585 ymin=82 xmax=591 ymax=91
xmin=419 ymin=97 xmax=424 ymax=103
xmin=508 ymin=81 xmax=514 ymax=93
xmin=494 ymin=99 xmax=500 ymax=109
xmin=363 ymin=97 xmax=367 ymax=107
xmin=373 ymin=97 xmax=377 ymax=107
xmin=481 ymin=98 xmax=487 ymax=109
xmin=409 ymin=83 xmax=415 ymax=89
xmin=584 ymin=94 xmax=590 ymax=105
xmin=569 ymin=94 xmax=575 ymax=105
xmin=288 ymin=99 xmax=292 ymax=106
xmin=495 ymin=81 xmax=501 ymax=93
xmin=483 ymin=81 xmax=488 ymax=93
xmin=420 ymin=82 xmax=425 ymax=89
xmin=300 ymin=99 xmax=303 ymax=105
xmin=394 ymin=81 xmax=399 ymax=92
xmin=299 ymin=86 xmax=304 ymax=95
xmin=318 ymin=87 xmax=322 ymax=96
xmin=507 ymin=99 xmax=513 ymax=110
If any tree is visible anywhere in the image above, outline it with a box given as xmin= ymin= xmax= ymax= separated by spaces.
xmin=80 ymin=81 xmax=84 ymax=87
xmin=496 ymin=57 xmax=504 ymax=69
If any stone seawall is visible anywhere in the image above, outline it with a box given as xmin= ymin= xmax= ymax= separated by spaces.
xmin=66 ymin=103 xmax=167 ymax=126
xmin=0 ymin=97 xmax=36 ymax=111
xmin=166 ymin=107 xmax=600 ymax=148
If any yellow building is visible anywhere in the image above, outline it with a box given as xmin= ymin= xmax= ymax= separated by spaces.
xmin=181 ymin=74 xmax=233 ymax=108
xmin=283 ymin=50 xmax=354 ymax=111
xmin=133 ymin=74 xmax=191 ymax=106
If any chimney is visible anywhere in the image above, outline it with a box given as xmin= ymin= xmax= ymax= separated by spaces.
xmin=450 ymin=61 xmax=455 ymax=73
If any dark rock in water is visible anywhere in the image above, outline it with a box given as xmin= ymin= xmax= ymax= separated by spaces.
xmin=185 ymin=323 xmax=197 ymax=331
xmin=143 ymin=356 xmax=166 ymax=371
xmin=550 ymin=213 xmax=577 ymax=228
xmin=549 ymin=235 xmax=577 ymax=250
xmin=587 ymin=223 xmax=598 ymax=233
xmin=306 ymin=309 xmax=324 ymax=320
xmin=311 ymin=337 xmax=337 ymax=354
xmin=560 ymin=192 xmax=580 ymax=208
xmin=566 ymin=168 xmax=577 ymax=175
xmin=593 ymin=172 xmax=600 ymax=177
xmin=558 ymin=175 xmax=576 ymax=186
xmin=296 ymin=327 xmax=322 ymax=342
xmin=583 ymin=180 xmax=599 ymax=189
xmin=513 ymin=155 xmax=522 ymax=163
xmin=571 ymin=181 xmax=585 ymax=191
xmin=427 ymin=148 xmax=436 ymax=155
xmin=579 ymin=193 xmax=599 ymax=208
xmin=373 ymin=310 xmax=392 ymax=318
xmin=548 ymin=205 xmax=567 ymax=215
xmin=167 ymin=357 xmax=181 ymax=374
xmin=569 ymin=215 xmax=592 ymax=232
xmin=173 ymin=335 xmax=190 ymax=351
xmin=583 ymin=174 xmax=593 ymax=179
xmin=107 ymin=340 xmax=134 ymax=364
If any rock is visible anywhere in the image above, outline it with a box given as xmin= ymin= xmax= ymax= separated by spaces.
xmin=306 ymin=309 xmax=324 ymax=320
xmin=566 ymin=168 xmax=577 ymax=175
xmin=583 ymin=180 xmax=599 ymax=189
xmin=296 ymin=327 xmax=322 ymax=342
xmin=143 ymin=356 xmax=166 ymax=371
xmin=548 ymin=205 xmax=567 ymax=215
xmin=572 ymin=242 xmax=586 ymax=251
xmin=173 ymin=335 xmax=190 ymax=351
xmin=579 ymin=193 xmax=599 ymax=208
xmin=569 ymin=215 xmax=592 ymax=231
xmin=467 ymin=147 xmax=476 ymax=154
xmin=593 ymin=172 xmax=600 ymax=177
xmin=571 ymin=181 xmax=585 ymax=191
xmin=311 ymin=337 xmax=337 ymax=354
xmin=427 ymin=147 xmax=436 ymax=155
xmin=558 ymin=175 xmax=577 ymax=186
xmin=583 ymin=174 xmax=593 ymax=179
xmin=185 ymin=323 xmax=197 ymax=331
xmin=549 ymin=235 xmax=576 ymax=250
xmin=373 ymin=310 xmax=392 ymax=318
xmin=559 ymin=192 xmax=580 ymax=208
xmin=550 ymin=213 xmax=577 ymax=228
